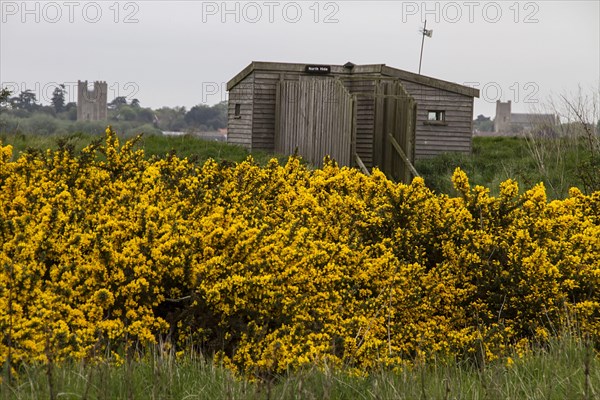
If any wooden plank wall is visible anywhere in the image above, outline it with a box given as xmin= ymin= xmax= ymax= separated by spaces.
xmin=277 ymin=78 xmax=353 ymax=167
xmin=251 ymin=72 xmax=283 ymax=152
xmin=227 ymin=74 xmax=254 ymax=148
xmin=373 ymin=80 xmax=417 ymax=183
xmin=340 ymin=78 xmax=376 ymax=168
xmin=399 ymin=80 xmax=474 ymax=158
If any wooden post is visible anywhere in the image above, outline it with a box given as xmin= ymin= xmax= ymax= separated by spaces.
xmin=373 ymin=81 xmax=385 ymax=168
xmin=355 ymin=153 xmax=371 ymax=176
xmin=389 ymin=133 xmax=420 ymax=179
xmin=351 ymin=94 xmax=358 ymax=167
xmin=275 ymin=79 xmax=281 ymax=153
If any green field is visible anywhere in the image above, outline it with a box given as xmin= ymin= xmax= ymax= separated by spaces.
xmin=2 ymin=131 xmax=598 ymax=198
xmin=0 ymin=131 xmax=282 ymax=166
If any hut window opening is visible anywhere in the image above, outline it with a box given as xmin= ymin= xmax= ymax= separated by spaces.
xmin=428 ymin=110 xmax=445 ymax=121
xmin=425 ymin=110 xmax=447 ymax=126
xmin=234 ymin=103 xmax=241 ymax=118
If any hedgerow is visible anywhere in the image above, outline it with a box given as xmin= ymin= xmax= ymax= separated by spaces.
xmin=1 ymin=127 xmax=599 ymax=379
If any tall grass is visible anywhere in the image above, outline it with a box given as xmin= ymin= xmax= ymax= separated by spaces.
xmin=416 ymin=136 xmax=594 ymax=199
xmin=2 ymin=335 xmax=597 ymax=400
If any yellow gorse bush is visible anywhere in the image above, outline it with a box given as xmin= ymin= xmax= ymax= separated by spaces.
xmin=1 ymin=127 xmax=599 ymax=378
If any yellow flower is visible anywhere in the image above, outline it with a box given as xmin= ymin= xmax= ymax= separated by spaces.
xmin=1 ymin=126 xmax=599 ymax=377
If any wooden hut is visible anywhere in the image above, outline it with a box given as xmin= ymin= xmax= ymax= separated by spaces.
xmin=227 ymin=61 xmax=479 ymax=181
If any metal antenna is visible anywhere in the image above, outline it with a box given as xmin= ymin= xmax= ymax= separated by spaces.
xmin=418 ymin=20 xmax=433 ymax=75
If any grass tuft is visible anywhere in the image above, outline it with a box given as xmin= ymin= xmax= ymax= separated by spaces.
xmin=2 ymin=335 xmax=598 ymax=399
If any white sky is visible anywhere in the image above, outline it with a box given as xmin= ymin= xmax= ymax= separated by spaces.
xmin=1 ymin=0 xmax=599 ymax=118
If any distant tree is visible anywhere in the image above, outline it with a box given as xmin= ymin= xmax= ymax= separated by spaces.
xmin=65 ymin=102 xmax=77 ymax=121
xmin=37 ymin=105 xmax=57 ymax=117
xmin=51 ymin=84 xmax=66 ymax=113
xmin=474 ymin=114 xmax=494 ymax=132
xmin=210 ymin=101 xmax=227 ymax=129
xmin=0 ymin=88 xmax=11 ymax=105
xmin=118 ymin=105 xmax=136 ymax=121
xmin=185 ymin=104 xmax=217 ymax=129
xmin=185 ymin=102 xmax=227 ymax=131
xmin=11 ymin=90 xmax=38 ymax=112
xmin=135 ymin=107 xmax=155 ymax=123
xmin=26 ymin=112 xmax=58 ymax=135
xmin=131 ymin=98 xmax=140 ymax=108
xmin=108 ymin=96 xmax=128 ymax=110
xmin=171 ymin=117 xmax=186 ymax=131
xmin=155 ymin=106 xmax=187 ymax=131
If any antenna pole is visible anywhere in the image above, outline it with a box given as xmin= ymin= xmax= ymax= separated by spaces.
xmin=418 ymin=19 xmax=427 ymax=75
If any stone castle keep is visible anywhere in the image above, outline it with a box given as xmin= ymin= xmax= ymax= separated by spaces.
xmin=77 ymin=80 xmax=107 ymax=121
xmin=494 ymin=100 xmax=512 ymax=133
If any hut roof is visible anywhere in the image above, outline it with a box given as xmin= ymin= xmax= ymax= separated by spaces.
xmin=227 ymin=61 xmax=480 ymax=98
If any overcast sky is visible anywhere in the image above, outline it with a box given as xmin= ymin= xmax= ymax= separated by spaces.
xmin=1 ymin=0 xmax=598 ymax=118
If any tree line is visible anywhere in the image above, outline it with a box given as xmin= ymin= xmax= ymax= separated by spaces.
xmin=0 ymin=86 xmax=227 ymax=135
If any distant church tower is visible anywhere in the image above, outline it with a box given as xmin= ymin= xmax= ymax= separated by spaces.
xmin=77 ymin=80 xmax=108 ymax=121
xmin=494 ymin=100 xmax=511 ymax=133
